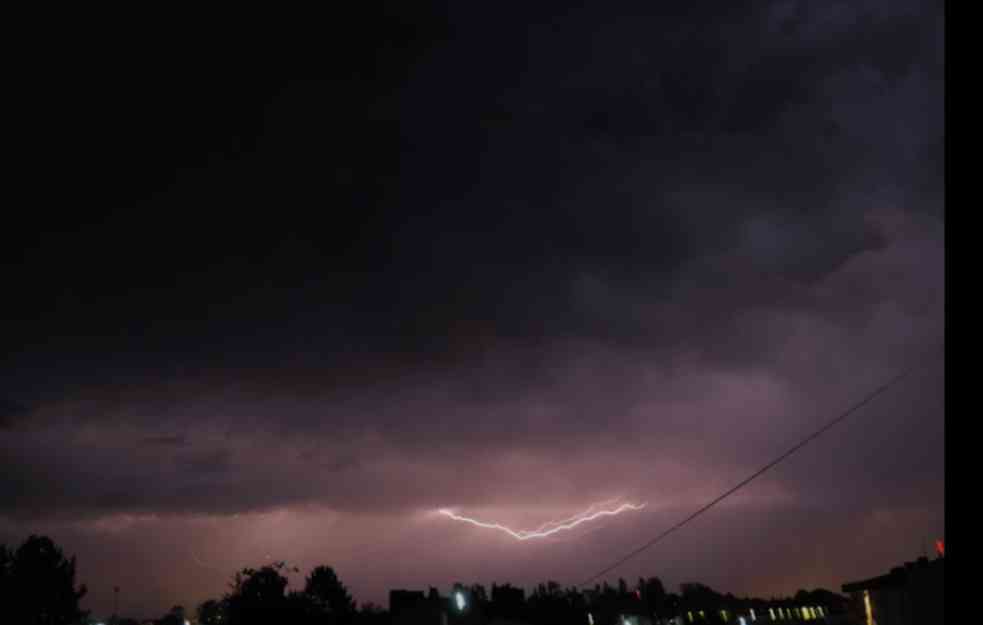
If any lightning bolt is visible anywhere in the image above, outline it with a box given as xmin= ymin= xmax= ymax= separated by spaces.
xmin=530 ymin=498 xmax=624 ymax=533
xmin=438 ymin=501 xmax=646 ymax=540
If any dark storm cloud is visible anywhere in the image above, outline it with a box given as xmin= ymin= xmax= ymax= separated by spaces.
xmin=0 ymin=399 xmax=28 ymax=429
xmin=1 ymin=204 xmax=943 ymax=520
xmin=2 ymin=0 xmax=942 ymax=617
xmin=366 ymin=0 xmax=943 ymax=358
xmin=5 ymin=10 xmax=941 ymax=398
xmin=140 ymin=434 xmax=188 ymax=449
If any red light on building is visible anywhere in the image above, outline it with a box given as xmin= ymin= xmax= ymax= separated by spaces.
xmin=935 ymin=539 xmax=944 ymax=556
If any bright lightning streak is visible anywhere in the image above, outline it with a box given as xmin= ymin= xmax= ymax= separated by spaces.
xmin=438 ymin=502 xmax=646 ymax=540
xmin=530 ymin=498 xmax=624 ymax=533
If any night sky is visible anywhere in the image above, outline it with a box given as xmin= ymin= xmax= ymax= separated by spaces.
xmin=4 ymin=1 xmax=943 ymax=619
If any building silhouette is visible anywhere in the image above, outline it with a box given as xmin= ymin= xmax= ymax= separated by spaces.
xmin=390 ymin=589 xmax=445 ymax=625
xmin=841 ymin=555 xmax=944 ymax=625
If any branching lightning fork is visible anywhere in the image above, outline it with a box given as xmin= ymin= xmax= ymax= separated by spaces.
xmin=437 ymin=501 xmax=647 ymax=540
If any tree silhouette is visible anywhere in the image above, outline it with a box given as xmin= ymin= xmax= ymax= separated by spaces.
xmin=468 ymin=583 xmax=487 ymax=604
xmin=225 ymin=564 xmax=291 ymax=625
xmin=0 ymin=532 xmax=854 ymax=625
xmin=356 ymin=602 xmax=388 ymax=625
xmin=196 ymin=598 xmax=226 ymax=625
xmin=157 ymin=605 xmax=186 ymax=625
xmin=1 ymin=535 xmax=88 ymax=625
xmin=0 ymin=544 xmax=11 ymax=611
xmin=528 ymin=580 xmax=580 ymax=625
xmin=641 ymin=576 xmax=667 ymax=616
xmin=305 ymin=565 xmax=356 ymax=623
xmin=489 ymin=582 xmax=524 ymax=620
xmin=285 ymin=589 xmax=326 ymax=625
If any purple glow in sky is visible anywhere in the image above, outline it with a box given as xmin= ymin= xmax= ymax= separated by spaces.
xmin=2 ymin=1 xmax=943 ymax=620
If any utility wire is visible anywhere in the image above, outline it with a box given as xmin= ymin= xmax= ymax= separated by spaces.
xmin=576 ymin=347 xmax=942 ymax=587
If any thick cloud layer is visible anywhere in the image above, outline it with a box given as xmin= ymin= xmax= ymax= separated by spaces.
xmin=2 ymin=0 xmax=942 ymax=619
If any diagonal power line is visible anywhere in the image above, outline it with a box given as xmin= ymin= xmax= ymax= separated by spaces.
xmin=576 ymin=348 xmax=943 ymax=587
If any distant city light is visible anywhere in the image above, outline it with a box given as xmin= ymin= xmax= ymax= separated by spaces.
xmin=769 ymin=608 xmax=776 ymax=620
xmin=817 ymin=607 xmax=825 ymax=617
xmin=739 ymin=617 xmax=747 ymax=625
xmin=750 ymin=608 xmax=756 ymax=621
xmin=864 ymin=590 xmax=874 ymax=625
xmin=588 ymin=612 xmax=594 ymax=625
xmin=455 ymin=590 xmax=466 ymax=611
